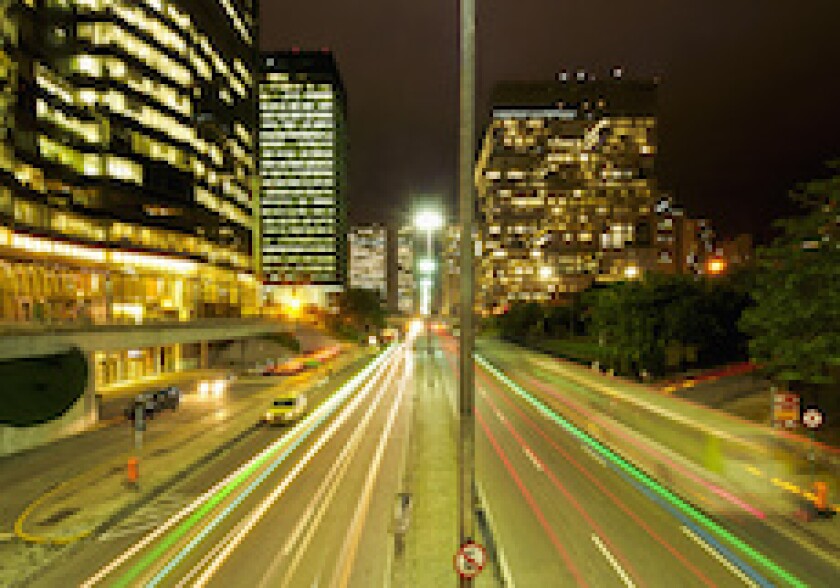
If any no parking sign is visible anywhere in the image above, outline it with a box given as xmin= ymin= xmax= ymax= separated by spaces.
xmin=454 ymin=541 xmax=487 ymax=579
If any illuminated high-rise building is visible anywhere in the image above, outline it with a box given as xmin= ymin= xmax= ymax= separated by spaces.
xmin=259 ymin=50 xmax=347 ymax=310
xmin=396 ymin=225 xmax=415 ymax=315
xmin=476 ymin=74 xmax=661 ymax=313
xmin=348 ymin=224 xmax=387 ymax=301
xmin=0 ymin=0 xmax=258 ymax=323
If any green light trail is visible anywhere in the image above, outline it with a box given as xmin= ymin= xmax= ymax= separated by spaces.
xmin=476 ymin=354 xmax=806 ymax=588
xmin=113 ymin=452 xmax=267 ymax=588
xmin=108 ymin=346 xmax=393 ymax=587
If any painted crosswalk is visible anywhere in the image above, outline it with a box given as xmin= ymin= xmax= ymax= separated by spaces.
xmin=97 ymin=493 xmax=193 ymax=542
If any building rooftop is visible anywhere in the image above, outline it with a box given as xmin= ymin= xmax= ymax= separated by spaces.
xmin=490 ymin=78 xmax=658 ymax=118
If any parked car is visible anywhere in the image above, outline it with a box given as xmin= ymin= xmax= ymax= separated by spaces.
xmin=125 ymin=393 xmax=158 ymax=421
xmin=154 ymin=386 xmax=181 ymax=410
xmin=269 ymin=359 xmax=305 ymax=376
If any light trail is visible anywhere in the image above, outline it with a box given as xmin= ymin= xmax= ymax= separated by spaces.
xmin=476 ymin=409 xmax=588 ymax=587
xmin=478 ymin=387 xmax=642 ymax=587
xmin=147 ymin=347 xmax=403 ymax=587
xmin=185 ymin=348 xmax=405 ymax=588
xmin=476 ymin=369 xmax=717 ymax=587
xmin=526 ymin=355 xmax=758 ymax=451
xmin=83 ymin=345 xmax=397 ymax=588
xmin=476 ymin=354 xmax=805 ymax=588
xmin=330 ymin=350 xmax=410 ymax=588
xmin=518 ymin=370 xmax=767 ymax=520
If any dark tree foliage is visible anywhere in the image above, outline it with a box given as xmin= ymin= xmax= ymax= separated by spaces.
xmin=327 ymin=288 xmax=386 ymax=341
xmin=0 ymin=347 xmax=88 ymax=427
xmin=498 ymin=302 xmax=544 ymax=343
xmin=739 ymin=166 xmax=840 ymax=388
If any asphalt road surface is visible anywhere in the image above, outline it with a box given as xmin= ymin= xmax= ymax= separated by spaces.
xmin=29 ymin=344 xmax=412 ymax=587
xmin=465 ymin=338 xmax=837 ymax=587
xmin=17 ymin=335 xmax=838 ymax=587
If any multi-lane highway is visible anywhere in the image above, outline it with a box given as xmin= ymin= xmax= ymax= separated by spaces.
xmin=29 ymin=343 xmax=413 ymax=588
xmin=466 ymin=338 xmax=838 ymax=587
xmin=12 ymin=333 xmax=839 ymax=587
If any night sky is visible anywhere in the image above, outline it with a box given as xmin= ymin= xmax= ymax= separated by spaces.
xmin=260 ymin=1 xmax=840 ymax=242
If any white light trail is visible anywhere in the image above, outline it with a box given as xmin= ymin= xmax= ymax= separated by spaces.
xmin=82 ymin=345 xmax=398 ymax=587
xmin=186 ymin=348 xmax=405 ymax=587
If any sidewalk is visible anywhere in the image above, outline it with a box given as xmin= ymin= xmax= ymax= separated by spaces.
xmin=0 ymin=348 xmax=368 ymax=586
xmin=395 ymin=339 xmax=497 ymax=587
xmin=397 ymin=343 xmax=459 ymax=586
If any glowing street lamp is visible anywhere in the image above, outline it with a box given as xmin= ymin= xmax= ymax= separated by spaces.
xmin=413 ymin=208 xmax=443 ymax=333
xmin=624 ymin=265 xmax=640 ymax=279
xmin=418 ymin=257 xmax=437 ymax=274
xmin=414 ymin=210 xmax=444 ymax=233
xmin=705 ymin=256 xmax=727 ymax=276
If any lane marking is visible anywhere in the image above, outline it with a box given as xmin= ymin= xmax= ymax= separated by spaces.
xmin=476 ymin=354 xmax=804 ymax=588
xmin=680 ymin=526 xmax=759 ymax=588
xmin=522 ymin=447 xmax=543 ymax=472
xmin=476 ymin=410 xmax=588 ymax=587
xmin=275 ymin=351 xmax=411 ymax=588
xmin=591 ymin=534 xmax=635 ymax=588
xmin=518 ymin=368 xmax=767 ymax=519
xmin=478 ymin=386 xmax=641 ymax=586
xmin=180 ymin=351 xmax=405 ymax=588
xmin=476 ymin=370 xmax=716 ymax=587
xmin=176 ymin=355 xmax=402 ymax=588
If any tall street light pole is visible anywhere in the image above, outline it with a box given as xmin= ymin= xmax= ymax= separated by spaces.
xmin=424 ymin=229 xmax=434 ymax=355
xmin=414 ymin=211 xmax=443 ymax=354
xmin=458 ymin=0 xmax=476 ymax=583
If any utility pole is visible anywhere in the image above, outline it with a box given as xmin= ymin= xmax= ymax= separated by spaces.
xmin=458 ymin=0 xmax=476 ymax=585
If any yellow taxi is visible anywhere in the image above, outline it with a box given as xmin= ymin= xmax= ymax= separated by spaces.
xmin=261 ymin=392 xmax=307 ymax=426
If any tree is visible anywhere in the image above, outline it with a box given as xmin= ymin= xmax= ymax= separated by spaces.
xmin=586 ymin=273 xmax=752 ymax=377
xmin=498 ymin=301 xmax=544 ymax=343
xmin=337 ymin=288 xmax=386 ymax=330
xmin=739 ymin=166 xmax=840 ymax=389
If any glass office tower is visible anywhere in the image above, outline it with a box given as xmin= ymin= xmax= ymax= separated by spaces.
xmin=259 ymin=50 xmax=347 ymax=310
xmin=0 ymin=0 xmax=258 ymax=323
xmin=348 ymin=224 xmax=387 ymax=302
xmin=476 ymin=74 xmax=661 ymax=314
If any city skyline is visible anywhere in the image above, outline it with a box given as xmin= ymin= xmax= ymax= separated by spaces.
xmin=260 ymin=0 xmax=840 ymax=242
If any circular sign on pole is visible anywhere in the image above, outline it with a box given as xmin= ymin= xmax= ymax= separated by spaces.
xmin=802 ymin=407 xmax=824 ymax=430
xmin=454 ymin=541 xmax=487 ymax=579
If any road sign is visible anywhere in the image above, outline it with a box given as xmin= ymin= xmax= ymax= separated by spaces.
xmin=454 ymin=541 xmax=487 ymax=579
xmin=802 ymin=407 xmax=824 ymax=430
xmin=773 ymin=392 xmax=800 ymax=428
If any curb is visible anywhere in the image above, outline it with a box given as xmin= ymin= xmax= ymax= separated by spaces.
xmin=475 ymin=481 xmax=514 ymax=587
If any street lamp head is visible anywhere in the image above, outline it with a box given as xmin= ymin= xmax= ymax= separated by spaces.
xmin=414 ymin=210 xmax=444 ymax=232
xmin=418 ymin=258 xmax=437 ymax=274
